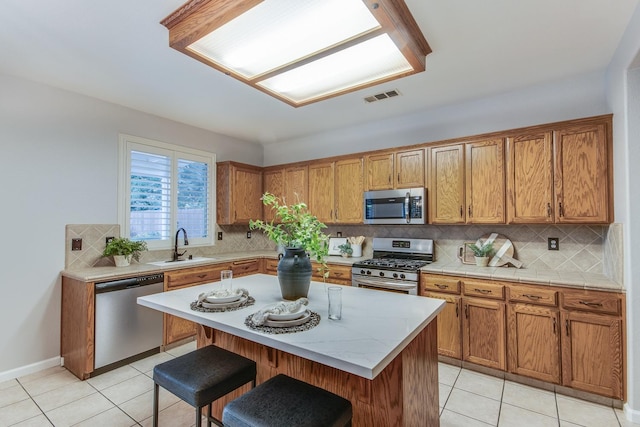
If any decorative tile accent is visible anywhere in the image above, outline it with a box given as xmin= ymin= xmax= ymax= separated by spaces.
xmin=65 ymin=224 xmax=120 ymax=269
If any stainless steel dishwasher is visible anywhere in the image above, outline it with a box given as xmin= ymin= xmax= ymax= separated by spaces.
xmin=94 ymin=273 xmax=164 ymax=371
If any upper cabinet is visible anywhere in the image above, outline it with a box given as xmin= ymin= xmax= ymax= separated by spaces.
xmin=365 ymin=149 xmax=424 ymax=190
xmin=429 ymin=139 xmax=505 ymax=224
xmin=308 ymin=157 xmax=364 ymax=224
xmin=217 ymin=162 xmax=263 ymax=225
xmin=554 ymin=121 xmax=611 ymax=223
xmin=507 ymin=117 xmax=612 ymax=224
xmin=262 ymin=168 xmax=285 ymax=222
xmin=284 ymin=165 xmax=308 ymax=206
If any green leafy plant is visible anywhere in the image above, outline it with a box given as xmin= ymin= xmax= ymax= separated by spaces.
xmin=102 ymin=238 xmax=148 ymax=262
xmin=468 ymin=242 xmax=495 ymax=258
xmin=249 ymin=192 xmax=330 ymax=275
xmin=337 ymin=242 xmax=353 ymax=256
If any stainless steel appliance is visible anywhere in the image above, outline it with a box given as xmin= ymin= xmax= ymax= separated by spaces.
xmin=94 ymin=273 xmax=164 ymax=371
xmin=352 ymin=238 xmax=433 ymax=295
xmin=363 ymin=187 xmax=426 ymax=224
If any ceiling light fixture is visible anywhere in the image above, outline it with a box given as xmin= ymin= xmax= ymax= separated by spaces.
xmin=161 ymin=0 xmax=431 ymax=107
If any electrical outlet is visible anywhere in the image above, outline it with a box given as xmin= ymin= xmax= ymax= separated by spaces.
xmin=217 ymin=232 xmax=223 ymax=241
xmin=71 ymin=238 xmax=82 ymax=251
xmin=246 ymin=231 xmax=252 ymax=239
xmin=337 ymin=231 xmax=342 ymax=237
xmin=105 ymin=236 xmax=114 ymax=245
xmin=548 ymin=237 xmax=559 ymax=251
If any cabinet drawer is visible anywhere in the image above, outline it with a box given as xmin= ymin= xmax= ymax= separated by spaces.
xmin=232 ymin=259 xmax=260 ymax=277
xmin=421 ymin=274 xmax=461 ymax=295
xmin=166 ymin=264 xmax=231 ymax=289
xmin=264 ymin=259 xmax=279 ymax=273
xmin=509 ymin=286 xmax=558 ymax=307
xmin=562 ymin=290 xmax=621 ymax=315
xmin=463 ymin=280 xmax=505 ymax=300
xmin=312 ymin=262 xmax=351 ymax=283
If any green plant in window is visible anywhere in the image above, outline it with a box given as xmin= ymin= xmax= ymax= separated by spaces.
xmin=102 ymin=238 xmax=148 ymax=262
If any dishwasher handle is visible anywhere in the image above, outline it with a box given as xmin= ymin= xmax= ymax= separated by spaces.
xmin=95 ymin=273 xmax=164 ymax=294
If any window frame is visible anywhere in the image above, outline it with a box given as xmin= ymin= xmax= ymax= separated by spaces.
xmin=118 ymin=134 xmax=216 ymax=250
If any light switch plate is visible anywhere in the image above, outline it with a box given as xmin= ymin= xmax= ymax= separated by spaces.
xmin=71 ymin=238 xmax=82 ymax=251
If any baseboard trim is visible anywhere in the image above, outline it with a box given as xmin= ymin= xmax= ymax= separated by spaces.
xmin=0 ymin=356 xmax=62 ymax=383
xmin=624 ymin=403 xmax=640 ymax=423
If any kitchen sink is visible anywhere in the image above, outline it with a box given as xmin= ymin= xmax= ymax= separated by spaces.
xmin=147 ymin=257 xmax=217 ymax=267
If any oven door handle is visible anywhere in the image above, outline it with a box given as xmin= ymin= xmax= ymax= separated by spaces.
xmin=405 ymin=192 xmax=411 ymax=224
xmin=355 ymin=278 xmax=416 ymax=291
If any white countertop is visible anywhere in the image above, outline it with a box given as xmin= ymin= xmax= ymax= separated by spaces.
xmin=137 ymin=274 xmax=444 ymax=380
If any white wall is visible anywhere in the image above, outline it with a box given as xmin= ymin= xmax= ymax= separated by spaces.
xmin=605 ymin=0 xmax=640 ymax=419
xmin=0 ymin=73 xmax=263 ymax=378
xmin=263 ymin=71 xmax=609 ymax=166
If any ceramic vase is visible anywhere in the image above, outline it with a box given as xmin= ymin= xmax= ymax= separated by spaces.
xmin=277 ymin=247 xmax=312 ymax=300
xmin=113 ymin=255 xmax=132 ymax=267
xmin=474 ymin=256 xmax=490 ymax=267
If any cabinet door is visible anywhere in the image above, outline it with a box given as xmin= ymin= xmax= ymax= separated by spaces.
xmin=366 ymin=153 xmax=394 ymax=190
xmin=429 ymin=145 xmax=465 ymax=223
xmin=284 ymin=166 xmax=308 ymax=205
xmin=506 ymin=132 xmax=554 ymax=223
xmin=463 ymin=297 xmax=506 ymax=370
xmin=507 ymin=304 xmax=560 ymax=384
xmin=308 ymin=162 xmax=335 ymax=223
xmin=554 ymin=123 xmax=610 ymax=223
xmin=263 ymin=168 xmax=285 ymax=222
xmin=426 ymin=292 xmax=462 ymax=359
xmin=395 ymin=149 xmax=424 ymax=188
xmin=334 ymin=158 xmax=364 ymax=223
xmin=561 ymin=311 xmax=623 ymax=399
xmin=465 ymin=139 xmax=506 ymax=223
xmin=164 ymin=313 xmax=197 ymax=345
xmin=232 ymin=166 xmax=263 ymax=223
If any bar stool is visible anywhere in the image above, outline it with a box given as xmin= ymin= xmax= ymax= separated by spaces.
xmin=222 ymin=374 xmax=352 ymax=427
xmin=152 ymin=345 xmax=256 ymax=427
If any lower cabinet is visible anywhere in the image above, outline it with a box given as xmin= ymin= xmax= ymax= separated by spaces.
xmin=420 ymin=272 xmax=625 ymax=400
xmin=264 ymin=258 xmax=353 ymax=286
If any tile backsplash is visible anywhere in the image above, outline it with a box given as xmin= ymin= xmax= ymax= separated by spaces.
xmin=65 ymin=222 xmax=624 ymax=286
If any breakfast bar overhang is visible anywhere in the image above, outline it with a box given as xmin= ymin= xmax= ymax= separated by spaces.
xmin=138 ymin=274 xmax=445 ymax=426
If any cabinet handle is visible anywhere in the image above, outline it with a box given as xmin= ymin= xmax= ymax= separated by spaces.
xmin=456 ymin=305 xmax=459 ymax=318
xmin=468 ymin=205 xmax=472 ymax=217
xmin=460 ymin=206 xmax=463 ymax=217
xmin=547 ymin=203 xmax=551 ymax=217
xmin=559 ymin=202 xmax=564 ymax=217
xmin=565 ymin=319 xmax=570 ymax=336
xmin=523 ymin=294 xmax=541 ymax=300
xmin=553 ymin=317 xmax=556 ymax=334
xmin=474 ymin=288 xmax=492 ymax=294
xmin=335 ymin=208 xmax=339 ymax=219
xmin=388 ymin=175 xmax=391 ymax=184
xmin=197 ymin=274 xmax=207 ymax=279
xmin=334 ymin=272 xmax=344 ymax=277
xmin=435 ymin=284 xmax=449 ymax=290
xmin=464 ymin=304 xmax=469 ymax=319
xmin=330 ymin=209 xmax=333 ymax=220
xmin=579 ymin=301 xmax=603 ymax=308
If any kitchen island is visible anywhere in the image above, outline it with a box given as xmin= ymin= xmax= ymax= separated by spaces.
xmin=138 ymin=274 xmax=445 ymax=426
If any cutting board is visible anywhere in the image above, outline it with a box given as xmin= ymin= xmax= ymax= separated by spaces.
xmin=459 ymin=233 xmax=522 ymax=268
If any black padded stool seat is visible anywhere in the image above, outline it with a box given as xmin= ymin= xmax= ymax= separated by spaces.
xmin=222 ymin=374 xmax=352 ymax=427
xmin=153 ymin=345 xmax=256 ymax=427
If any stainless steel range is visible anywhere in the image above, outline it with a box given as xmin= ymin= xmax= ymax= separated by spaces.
xmin=351 ymin=238 xmax=434 ymax=295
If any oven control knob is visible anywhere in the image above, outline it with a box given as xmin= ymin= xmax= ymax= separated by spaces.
xmin=366 ymin=270 xmax=371 ymax=275
xmin=400 ymin=274 xmax=406 ymax=279
xmin=393 ymin=273 xmax=398 ymax=278
xmin=379 ymin=272 xmax=384 ymax=277
xmin=360 ymin=269 xmax=366 ymax=275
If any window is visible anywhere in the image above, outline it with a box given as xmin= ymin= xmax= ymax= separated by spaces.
xmin=118 ymin=134 xmax=215 ymax=249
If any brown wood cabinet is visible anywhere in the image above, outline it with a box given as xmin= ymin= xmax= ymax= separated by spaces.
xmin=217 ymin=161 xmax=263 ymax=225
xmin=284 ymin=165 xmax=308 ymax=205
xmin=308 ymin=162 xmax=335 ymax=223
xmin=554 ymin=121 xmax=612 ymax=223
xmin=264 ymin=258 xmax=352 ymax=286
xmin=465 ymin=139 xmax=506 ymax=223
xmin=420 ymin=272 xmax=625 ymax=399
xmin=428 ymin=145 xmax=465 ymax=223
xmin=365 ymin=149 xmax=424 ymax=190
xmin=262 ymin=168 xmax=285 ymax=222
xmin=334 ymin=157 xmax=364 ymax=223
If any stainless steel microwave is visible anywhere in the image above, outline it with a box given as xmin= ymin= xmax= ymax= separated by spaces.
xmin=363 ymin=188 xmax=426 ymax=224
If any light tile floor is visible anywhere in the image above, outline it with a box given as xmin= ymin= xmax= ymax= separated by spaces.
xmin=1 ymin=342 xmax=638 ymax=426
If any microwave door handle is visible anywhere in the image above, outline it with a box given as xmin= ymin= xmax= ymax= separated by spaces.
xmin=405 ymin=192 xmax=411 ymax=223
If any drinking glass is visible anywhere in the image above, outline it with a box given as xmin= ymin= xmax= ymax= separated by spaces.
xmin=220 ymin=270 xmax=233 ymax=291
xmin=328 ymin=286 xmax=342 ymax=320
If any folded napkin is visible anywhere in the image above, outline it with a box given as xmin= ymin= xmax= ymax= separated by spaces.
xmin=250 ymin=298 xmax=309 ymax=326
xmin=196 ymin=288 xmax=249 ymax=305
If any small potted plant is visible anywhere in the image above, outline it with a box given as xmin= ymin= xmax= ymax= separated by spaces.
xmin=337 ymin=242 xmax=353 ymax=258
xmin=468 ymin=242 xmax=495 ymax=267
xmin=249 ymin=193 xmax=330 ymax=299
xmin=102 ymin=237 xmax=148 ymax=267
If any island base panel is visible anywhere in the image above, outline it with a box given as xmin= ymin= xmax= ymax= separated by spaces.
xmin=196 ymin=322 xmax=439 ymax=427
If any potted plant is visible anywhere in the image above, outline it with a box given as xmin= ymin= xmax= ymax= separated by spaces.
xmin=102 ymin=237 xmax=148 ymax=267
xmin=468 ymin=242 xmax=495 ymax=267
xmin=337 ymin=242 xmax=353 ymax=258
xmin=249 ymin=192 xmax=329 ymax=300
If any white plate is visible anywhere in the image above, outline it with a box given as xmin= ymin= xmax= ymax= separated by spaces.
xmin=205 ymin=294 xmax=242 ymax=304
xmin=263 ymin=310 xmax=312 ymax=327
xmin=267 ymin=304 xmax=308 ymax=321
xmin=202 ymin=295 xmax=247 ymax=309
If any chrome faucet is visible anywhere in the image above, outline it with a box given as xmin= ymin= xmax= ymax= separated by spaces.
xmin=173 ymin=228 xmax=189 ymax=261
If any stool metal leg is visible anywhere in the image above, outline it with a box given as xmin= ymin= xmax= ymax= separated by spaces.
xmin=153 ymin=383 xmax=159 ymax=427
xmin=196 ymin=406 xmax=202 ymax=427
